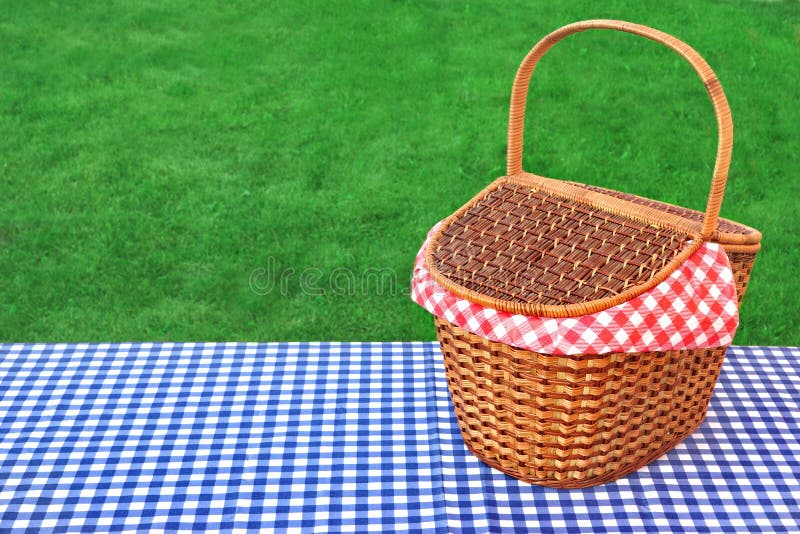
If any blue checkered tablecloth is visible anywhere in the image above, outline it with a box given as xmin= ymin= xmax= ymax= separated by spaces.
xmin=1 ymin=343 xmax=798 ymax=533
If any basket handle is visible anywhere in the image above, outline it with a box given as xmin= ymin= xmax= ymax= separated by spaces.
xmin=506 ymin=20 xmax=733 ymax=239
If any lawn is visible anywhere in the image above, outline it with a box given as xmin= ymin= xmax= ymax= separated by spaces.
xmin=1 ymin=1 xmax=797 ymax=345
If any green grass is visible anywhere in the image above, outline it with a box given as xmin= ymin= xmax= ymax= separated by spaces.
xmin=1 ymin=1 xmax=797 ymax=344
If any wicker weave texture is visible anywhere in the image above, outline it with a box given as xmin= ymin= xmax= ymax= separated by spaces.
xmin=567 ymin=182 xmax=759 ymax=240
xmin=558 ymin=182 xmax=759 ymax=306
xmin=727 ymin=250 xmax=757 ymax=306
xmin=436 ymin=317 xmax=725 ymax=488
xmin=431 ymin=181 xmax=691 ymax=308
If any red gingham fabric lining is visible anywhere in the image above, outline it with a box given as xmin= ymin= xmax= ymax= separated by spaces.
xmin=411 ymin=222 xmax=739 ymax=355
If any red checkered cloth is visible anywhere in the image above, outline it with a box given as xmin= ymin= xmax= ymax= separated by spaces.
xmin=411 ymin=223 xmax=739 ymax=355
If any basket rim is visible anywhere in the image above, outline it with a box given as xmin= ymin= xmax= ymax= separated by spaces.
xmin=425 ymin=173 xmax=708 ymax=318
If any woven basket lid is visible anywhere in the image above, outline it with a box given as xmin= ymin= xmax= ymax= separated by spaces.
xmin=425 ymin=174 xmax=707 ymax=318
xmin=425 ymin=20 xmax=752 ymax=318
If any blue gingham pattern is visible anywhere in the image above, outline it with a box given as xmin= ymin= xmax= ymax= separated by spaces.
xmin=1 ymin=343 xmax=798 ymax=533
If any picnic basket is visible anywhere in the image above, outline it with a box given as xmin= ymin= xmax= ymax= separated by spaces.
xmin=422 ymin=20 xmax=761 ymax=488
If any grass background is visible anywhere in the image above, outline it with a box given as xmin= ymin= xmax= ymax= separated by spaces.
xmin=0 ymin=1 xmax=797 ymax=344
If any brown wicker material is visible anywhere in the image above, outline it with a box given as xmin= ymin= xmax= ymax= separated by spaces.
xmin=436 ymin=317 xmax=726 ymax=488
xmin=430 ymin=177 xmax=698 ymax=314
xmin=727 ymin=251 xmax=758 ymax=306
xmin=427 ymin=20 xmax=761 ymax=488
xmin=567 ymin=182 xmax=761 ymax=243
xmin=565 ymin=181 xmax=760 ymax=306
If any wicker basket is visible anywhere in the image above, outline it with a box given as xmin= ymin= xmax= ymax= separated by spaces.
xmin=426 ymin=20 xmax=761 ymax=488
